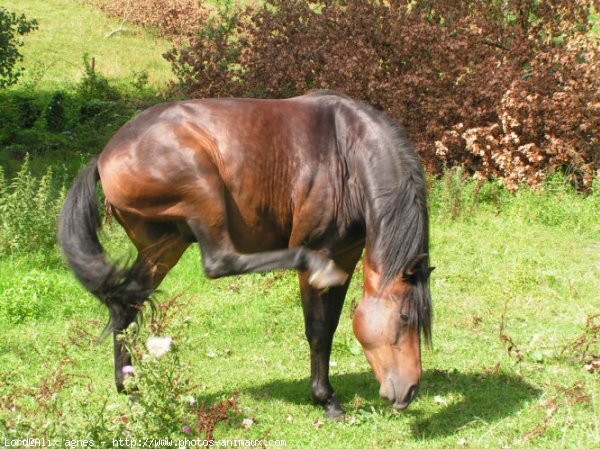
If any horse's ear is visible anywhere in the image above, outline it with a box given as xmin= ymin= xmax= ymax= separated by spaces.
xmin=402 ymin=253 xmax=429 ymax=282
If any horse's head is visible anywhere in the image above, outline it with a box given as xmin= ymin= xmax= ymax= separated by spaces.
xmin=353 ymin=253 xmax=433 ymax=410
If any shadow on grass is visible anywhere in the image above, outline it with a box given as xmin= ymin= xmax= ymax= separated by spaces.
xmin=407 ymin=368 xmax=541 ymax=438
xmin=237 ymin=368 xmax=540 ymax=439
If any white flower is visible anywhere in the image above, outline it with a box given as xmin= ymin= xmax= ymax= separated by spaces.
xmin=242 ymin=418 xmax=254 ymax=428
xmin=146 ymin=336 xmax=173 ymax=358
xmin=122 ymin=365 xmax=135 ymax=375
xmin=433 ymin=395 xmax=447 ymax=404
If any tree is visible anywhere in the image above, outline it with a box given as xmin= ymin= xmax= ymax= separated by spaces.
xmin=0 ymin=7 xmax=38 ymax=89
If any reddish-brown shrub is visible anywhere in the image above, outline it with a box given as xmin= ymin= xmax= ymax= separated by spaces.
xmin=435 ymin=35 xmax=599 ymax=189
xmin=100 ymin=0 xmax=600 ymax=189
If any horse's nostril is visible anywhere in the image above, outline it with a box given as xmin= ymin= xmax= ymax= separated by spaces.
xmin=405 ymin=384 xmax=420 ymax=404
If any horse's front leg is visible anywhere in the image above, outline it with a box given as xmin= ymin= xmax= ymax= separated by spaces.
xmin=186 ymin=218 xmax=348 ymax=288
xmin=298 ymin=246 xmax=361 ymax=418
xmin=299 ymin=275 xmax=351 ymax=418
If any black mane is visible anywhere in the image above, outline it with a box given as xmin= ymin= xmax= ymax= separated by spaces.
xmin=312 ymin=91 xmax=432 ymax=342
xmin=367 ymin=111 xmax=432 ymax=343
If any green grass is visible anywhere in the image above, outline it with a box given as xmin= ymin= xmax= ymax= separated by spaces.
xmin=1 ymin=177 xmax=599 ymax=447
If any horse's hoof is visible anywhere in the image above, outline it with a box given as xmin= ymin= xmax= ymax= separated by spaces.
xmin=324 ymin=403 xmax=345 ymax=420
xmin=309 ymin=261 xmax=348 ymax=289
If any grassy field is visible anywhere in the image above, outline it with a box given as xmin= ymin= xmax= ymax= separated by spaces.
xmin=1 ymin=177 xmax=599 ymax=448
xmin=1 ymin=1 xmax=599 ymax=448
xmin=1 ymin=0 xmax=173 ymax=90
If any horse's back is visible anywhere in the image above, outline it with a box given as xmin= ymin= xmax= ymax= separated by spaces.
xmin=97 ymin=95 xmax=353 ymax=250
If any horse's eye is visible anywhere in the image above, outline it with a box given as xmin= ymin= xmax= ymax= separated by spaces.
xmin=399 ymin=313 xmax=410 ymax=324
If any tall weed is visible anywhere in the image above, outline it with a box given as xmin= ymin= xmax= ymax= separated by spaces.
xmin=0 ymin=154 xmax=66 ymax=257
xmin=430 ymin=167 xmax=508 ymax=220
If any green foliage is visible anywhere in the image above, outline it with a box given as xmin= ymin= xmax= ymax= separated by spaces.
xmin=114 ymin=321 xmax=219 ymax=438
xmin=121 ymin=353 xmax=194 ymax=436
xmin=0 ymin=271 xmax=58 ymax=324
xmin=0 ymin=298 xmax=240 ymax=440
xmin=164 ymin=0 xmax=241 ymax=97
xmin=0 ymin=7 xmax=38 ymax=88
xmin=13 ymin=93 xmax=42 ymax=128
xmin=131 ymin=69 xmax=150 ymax=94
xmin=0 ymin=154 xmax=66 ymax=257
xmin=78 ymin=98 xmax=118 ymax=130
xmin=77 ymin=54 xmax=120 ymax=102
xmin=506 ymin=173 xmax=600 ymax=236
xmin=0 ymin=275 xmax=44 ymax=323
xmin=0 ymin=56 xmax=145 ymax=175
xmin=430 ymin=168 xmax=599 ymax=237
xmin=44 ymin=91 xmax=67 ymax=132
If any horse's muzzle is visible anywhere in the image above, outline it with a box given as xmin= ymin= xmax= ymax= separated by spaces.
xmin=393 ymin=384 xmax=420 ymax=410
xmin=381 ymin=378 xmax=420 ymax=410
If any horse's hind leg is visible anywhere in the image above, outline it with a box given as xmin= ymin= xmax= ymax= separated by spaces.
xmin=111 ymin=210 xmax=190 ymax=391
xmin=299 ymin=245 xmax=363 ymax=419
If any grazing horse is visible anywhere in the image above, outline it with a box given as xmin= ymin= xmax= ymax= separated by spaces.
xmin=58 ymin=91 xmax=433 ymax=418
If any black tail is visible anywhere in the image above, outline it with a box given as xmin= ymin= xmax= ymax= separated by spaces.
xmin=57 ymin=158 xmax=153 ymax=332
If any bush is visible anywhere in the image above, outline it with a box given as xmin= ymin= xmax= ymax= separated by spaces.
xmin=13 ymin=94 xmax=41 ymax=128
xmin=166 ymin=1 xmax=241 ymax=96
xmin=131 ymin=69 xmax=150 ymax=93
xmin=159 ymin=0 xmax=600 ymax=190
xmin=77 ymin=54 xmax=120 ymax=102
xmin=87 ymin=0 xmax=209 ymax=43
xmin=45 ymin=91 xmax=68 ymax=132
xmin=0 ymin=55 xmax=139 ymax=168
xmin=79 ymin=98 xmax=117 ymax=127
xmin=0 ymin=7 xmax=38 ymax=88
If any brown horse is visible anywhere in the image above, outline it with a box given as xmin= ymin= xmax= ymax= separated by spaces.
xmin=58 ymin=91 xmax=433 ymax=418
